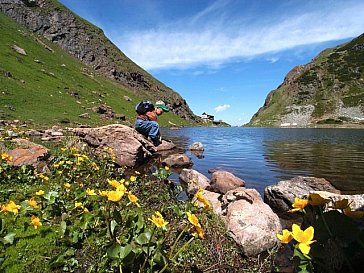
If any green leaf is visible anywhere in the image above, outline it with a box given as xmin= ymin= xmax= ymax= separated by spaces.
xmin=315 ymin=210 xmax=360 ymax=243
xmin=107 ymin=244 xmax=132 ymax=260
xmin=110 ymin=220 xmax=118 ymax=236
xmin=113 ymin=210 xmax=123 ymax=224
xmin=135 ymin=213 xmax=145 ymax=233
xmin=3 ymin=232 xmax=16 ymax=245
xmin=43 ymin=191 xmax=59 ymax=204
xmin=61 ymin=221 xmax=67 ymax=235
xmin=135 ymin=231 xmax=151 ymax=245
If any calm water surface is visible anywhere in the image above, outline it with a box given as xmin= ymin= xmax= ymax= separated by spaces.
xmin=161 ymin=127 xmax=364 ymax=195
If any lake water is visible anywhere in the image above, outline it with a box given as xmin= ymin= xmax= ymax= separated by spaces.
xmin=161 ymin=127 xmax=364 ymax=196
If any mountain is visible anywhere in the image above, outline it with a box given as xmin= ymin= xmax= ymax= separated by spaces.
xmin=248 ymin=34 xmax=364 ymax=127
xmin=0 ymin=0 xmax=200 ymax=126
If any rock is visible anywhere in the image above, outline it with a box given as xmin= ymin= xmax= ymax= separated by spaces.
xmin=311 ymin=190 xmax=364 ymax=211
xmin=189 ymin=142 xmax=204 ymax=151
xmin=162 ymin=153 xmax=192 ymax=168
xmin=179 ymin=169 xmax=210 ymax=195
xmin=79 ymin=113 xmax=90 ymax=119
xmin=123 ymin=96 xmax=132 ymax=101
xmin=6 ymin=138 xmax=50 ymax=172
xmin=224 ymin=188 xmax=281 ymax=256
xmin=12 ymin=45 xmax=27 ymax=55
xmin=7 ymin=130 xmax=18 ymax=138
xmin=72 ymin=124 xmax=156 ymax=167
xmin=114 ymin=114 xmax=126 ymax=120
xmin=210 ymin=171 xmax=245 ymax=194
xmin=264 ymin=176 xmax=340 ymax=218
xmin=190 ymin=150 xmax=204 ymax=159
xmin=156 ymin=140 xmax=176 ymax=152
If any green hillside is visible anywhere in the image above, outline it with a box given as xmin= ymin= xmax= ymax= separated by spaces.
xmin=0 ymin=12 xmax=194 ymax=128
xmin=248 ymin=34 xmax=364 ymax=127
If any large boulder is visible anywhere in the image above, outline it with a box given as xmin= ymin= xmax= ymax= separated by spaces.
xmin=179 ymin=169 xmax=210 ymax=195
xmin=210 ymin=171 xmax=245 ymax=194
xmin=5 ymin=138 xmax=50 ymax=172
xmin=223 ymin=188 xmax=282 ymax=256
xmin=72 ymin=124 xmax=158 ymax=167
xmin=264 ymin=176 xmax=340 ymax=217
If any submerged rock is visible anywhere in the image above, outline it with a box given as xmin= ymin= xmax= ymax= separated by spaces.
xmin=210 ymin=171 xmax=246 ymax=194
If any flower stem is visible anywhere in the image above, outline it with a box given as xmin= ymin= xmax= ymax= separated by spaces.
xmin=140 ymin=226 xmax=156 ymax=272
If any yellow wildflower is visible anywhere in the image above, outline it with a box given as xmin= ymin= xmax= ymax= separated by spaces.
xmin=27 ymin=197 xmax=39 ymax=209
xmin=64 ymin=183 xmax=71 ymax=190
xmin=106 ymin=190 xmax=124 ymax=202
xmin=343 ymin=207 xmax=364 ymax=219
xmin=1 ymin=152 xmax=12 ymax=162
xmin=135 ymin=171 xmax=141 ymax=175
xmin=127 ymin=191 xmax=140 ymax=207
xmin=70 ymin=147 xmax=79 ymax=152
xmin=86 ymin=188 xmax=97 ymax=196
xmin=108 ymin=179 xmax=121 ymax=188
xmin=98 ymin=190 xmax=109 ymax=197
xmin=194 ymin=189 xmax=211 ymax=209
xmin=130 ymin=176 xmax=137 ymax=182
xmin=116 ymin=184 xmax=127 ymax=193
xmin=75 ymin=202 xmax=84 ymax=209
xmin=60 ymin=148 xmax=66 ymax=152
xmin=289 ymin=197 xmax=309 ymax=213
xmin=35 ymin=190 xmax=45 ymax=196
xmin=1 ymin=200 xmax=21 ymax=214
xmin=38 ymin=173 xmax=49 ymax=182
xmin=31 ymin=215 xmax=42 ymax=229
xmin=66 ymin=160 xmax=73 ymax=165
xmin=186 ymin=212 xmax=201 ymax=228
xmin=331 ymin=199 xmax=349 ymax=210
xmin=193 ymin=225 xmax=205 ymax=239
xmin=164 ymin=166 xmax=170 ymax=171
xmin=291 ymin=224 xmax=316 ymax=255
xmin=308 ymin=193 xmax=331 ymax=206
xmin=148 ymin=211 xmax=168 ymax=228
xmin=277 ymin=229 xmax=293 ymax=244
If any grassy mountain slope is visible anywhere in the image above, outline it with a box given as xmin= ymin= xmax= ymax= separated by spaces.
xmin=0 ymin=12 xmax=194 ymax=128
xmin=248 ymin=34 xmax=364 ymax=127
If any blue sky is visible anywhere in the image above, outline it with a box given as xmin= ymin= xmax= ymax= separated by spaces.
xmin=59 ymin=0 xmax=364 ymax=125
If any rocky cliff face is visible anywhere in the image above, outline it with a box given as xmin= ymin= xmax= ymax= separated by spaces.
xmin=0 ymin=0 xmax=198 ymax=121
xmin=249 ymin=34 xmax=364 ymax=127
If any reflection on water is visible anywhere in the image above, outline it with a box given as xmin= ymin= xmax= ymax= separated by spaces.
xmin=161 ymin=127 xmax=364 ymax=195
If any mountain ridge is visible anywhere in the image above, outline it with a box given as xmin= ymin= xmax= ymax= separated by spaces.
xmin=0 ymin=0 xmax=198 ymax=121
xmin=248 ymin=34 xmax=364 ymax=127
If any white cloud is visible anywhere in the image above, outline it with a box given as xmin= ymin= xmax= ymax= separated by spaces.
xmin=214 ymin=104 xmax=231 ymax=112
xmin=114 ymin=1 xmax=364 ymax=70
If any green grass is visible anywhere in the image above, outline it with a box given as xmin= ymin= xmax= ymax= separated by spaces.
xmin=0 ymin=12 xmax=194 ymax=128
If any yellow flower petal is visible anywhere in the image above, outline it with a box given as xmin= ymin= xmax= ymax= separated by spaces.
xmin=106 ymin=190 xmax=124 ymax=202
xmin=148 ymin=211 xmax=168 ymax=228
xmin=289 ymin=197 xmax=308 ymax=212
xmin=298 ymin=242 xmax=311 ymax=255
xmin=35 ymin=190 xmax=45 ymax=196
xmin=186 ymin=212 xmax=201 ymax=228
xmin=343 ymin=207 xmax=364 ymax=219
xmin=31 ymin=215 xmax=42 ymax=229
xmin=331 ymin=199 xmax=349 ymax=210
xmin=277 ymin=229 xmax=293 ymax=244
xmin=308 ymin=193 xmax=331 ymax=206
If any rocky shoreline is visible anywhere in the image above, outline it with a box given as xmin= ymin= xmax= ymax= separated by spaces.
xmin=1 ymin=123 xmax=364 ymax=261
